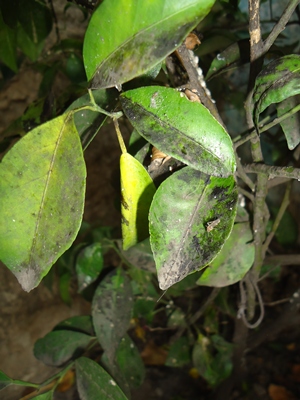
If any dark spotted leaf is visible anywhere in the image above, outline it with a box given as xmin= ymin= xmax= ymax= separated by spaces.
xmin=197 ymin=222 xmax=254 ymax=287
xmin=253 ymin=55 xmax=300 ymax=129
xmin=149 ymin=167 xmax=237 ymax=290
xmin=34 ymin=330 xmax=92 ymax=366
xmin=83 ymin=0 xmax=215 ymax=88
xmin=76 ymin=357 xmax=128 ymax=400
xmin=92 ymin=269 xmax=133 ymax=364
xmin=0 ymin=113 xmax=86 ymax=292
xmin=121 ymin=86 xmax=236 ymax=177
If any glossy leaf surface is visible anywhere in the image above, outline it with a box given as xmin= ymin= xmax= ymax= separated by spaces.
xmin=92 ymin=269 xmax=133 ymax=364
xmin=83 ymin=0 xmax=215 ymax=88
xmin=149 ymin=167 xmax=237 ymax=290
xmin=120 ymin=152 xmax=156 ymax=250
xmin=34 ymin=330 xmax=92 ymax=366
xmin=76 ymin=357 xmax=128 ymax=400
xmin=253 ymin=55 xmax=300 ymax=128
xmin=197 ymin=222 xmax=254 ymax=287
xmin=0 ymin=113 xmax=86 ymax=291
xmin=121 ymin=86 xmax=235 ymax=177
xmin=76 ymin=243 xmax=104 ymax=291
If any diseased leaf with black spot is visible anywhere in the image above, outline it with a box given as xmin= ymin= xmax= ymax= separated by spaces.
xmin=149 ymin=167 xmax=238 ymax=290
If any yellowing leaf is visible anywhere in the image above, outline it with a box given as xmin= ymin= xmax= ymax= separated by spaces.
xmin=0 ymin=113 xmax=86 ymax=291
xmin=120 ymin=152 xmax=156 ymax=250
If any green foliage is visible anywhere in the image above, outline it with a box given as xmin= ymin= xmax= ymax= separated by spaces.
xmin=83 ymin=0 xmax=215 ymax=87
xmin=1 ymin=0 xmax=300 ymax=398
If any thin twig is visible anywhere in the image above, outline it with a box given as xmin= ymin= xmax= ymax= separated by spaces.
xmin=244 ymin=164 xmax=300 ymax=180
xmin=264 ymin=254 xmax=300 ymax=265
xmin=262 ymin=181 xmax=292 ymax=253
xmin=263 ymin=0 xmax=300 ymax=54
xmin=170 ymin=288 xmax=220 ymax=344
xmin=175 ymin=44 xmax=225 ymax=127
xmin=235 ymin=155 xmax=255 ymax=191
xmin=238 ymin=275 xmax=265 ymax=329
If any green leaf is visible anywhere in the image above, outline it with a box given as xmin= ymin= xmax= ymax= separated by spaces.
xmin=34 ymin=330 xmax=92 ymax=366
xmin=209 ymin=335 xmax=233 ymax=385
xmin=54 ymin=315 xmax=95 ymax=336
xmin=206 ymin=39 xmax=249 ymax=81
xmin=76 ymin=357 xmax=128 ymax=400
xmin=83 ymin=0 xmax=215 ymax=88
xmin=120 ymin=152 xmax=156 ymax=250
xmin=17 ymin=0 xmax=52 ymax=44
xmin=149 ymin=167 xmax=237 ymax=290
xmin=92 ymin=269 xmax=133 ymax=364
xmin=165 ymin=337 xmax=190 ymax=367
xmin=0 ymin=113 xmax=86 ymax=292
xmin=17 ymin=22 xmax=44 ymax=62
xmin=253 ymin=55 xmax=300 ymax=129
xmin=66 ymin=88 xmax=119 ymax=150
xmin=0 ymin=370 xmax=13 ymax=390
xmin=117 ymin=238 xmax=156 ymax=273
xmin=115 ymin=335 xmax=145 ymax=388
xmin=31 ymin=392 xmax=53 ymax=400
xmin=0 ymin=11 xmax=17 ymax=71
xmin=197 ymin=222 xmax=254 ymax=287
xmin=121 ymin=86 xmax=236 ymax=177
xmin=277 ymin=95 xmax=300 ymax=150
xmin=128 ymin=129 xmax=150 ymax=165
xmin=192 ymin=333 xmax=215 ymax=383
xmin=76 ymin=243 xmax=104 ymax=291
xmin=0 ymin=1 xmax=19 ymax=28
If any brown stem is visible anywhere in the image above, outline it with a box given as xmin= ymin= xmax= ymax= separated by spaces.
xmin=175 ymin=44 xmax=225 ymax=127
xmin=244 ymin=164 xmax=300 ymax=180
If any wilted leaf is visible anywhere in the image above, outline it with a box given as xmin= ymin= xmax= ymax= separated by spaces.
xmin=34 ymin=330 xmax=92 ymax=366
xmin=149 ymin=167 xmax=238 ymax=290
xmin=121 ymin=86 xmax=236 ymax=177
xmin=76 ymin=357 xmax=128 ymax=400
xmin=92 ymin=269 xmax=133 ymax=364
xmin=0 ymin=113 xmax=86 ymax=291
xmin=83 ymin=0 xmax=215 ymax=88
xmin=197 ymin=222 xmax=254 ymax=287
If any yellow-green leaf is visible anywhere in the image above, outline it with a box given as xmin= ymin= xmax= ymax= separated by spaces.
xmin=0 ymin=113 xmax=86 ymax=291
xmin=120 ymin=153 xmax=156 ymax=250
